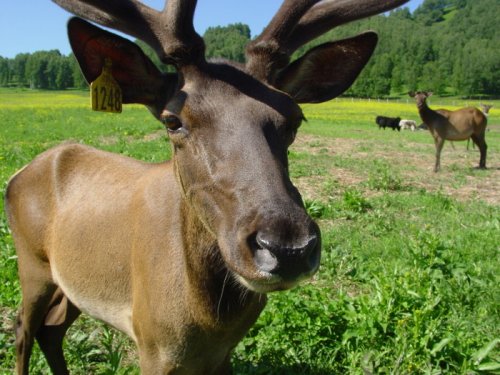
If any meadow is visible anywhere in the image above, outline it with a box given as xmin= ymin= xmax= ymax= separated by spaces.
xmin=0 ymin=89 xmax=498 ymax=374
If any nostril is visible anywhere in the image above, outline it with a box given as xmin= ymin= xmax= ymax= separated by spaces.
xmin=255 ymin=232 xmax=277 ymax=252
xmin=256 ymin=231 xmax=318 ymax=257
xmin=252 ymin=230 xmax=320 ymax=279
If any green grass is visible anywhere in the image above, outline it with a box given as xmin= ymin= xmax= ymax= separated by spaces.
xmin=0 ymin=90 xmax=499 ymax=374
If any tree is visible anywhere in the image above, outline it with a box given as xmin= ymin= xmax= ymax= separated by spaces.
xmin=413 ymin=0 xmax=451 ymax=25
xmin=0 ymin=56 xmax=9 ymax=86
xmin=455 ymin=38 xmax=499 ymax=97
xmin=69 ymin=54 xmax=88 ymax=89
xmin=26 ymin=52 xmax=47 ymax=89
xmin=370 ymin=54 xmax=393 ymax=97
xmin=203 ymin=23 xmax=251 ymax=62
xmin=420 ymin=61 xmax=447 ymax=95
xmin=56 ymin=57 xmax=73 ymax=89
xmin=12 ymin=53 xmax=29 ymax=86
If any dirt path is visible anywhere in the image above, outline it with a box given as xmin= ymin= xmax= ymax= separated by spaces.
xmin=291 ymin=132 xmax=499 ymax=205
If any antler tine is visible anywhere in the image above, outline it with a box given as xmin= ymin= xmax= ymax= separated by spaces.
xmin=52 ymin=0 xmax=205 ymax=66
xmin=160 ymin=0 xmax=205 ymax=65
xmin=286 ymin=0 xmax=411 ymax=53
xmin=246 ymin=0 xmax=410 ymax=82
xmin=246 ymin=0 xmax=319 ymax=81
xmin=53 ymin=0 xmax=164 ymax=54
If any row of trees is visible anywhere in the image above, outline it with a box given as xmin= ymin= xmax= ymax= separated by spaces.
xmin=0 ymin=50 xmax=86 ymax=90
xmin=1 ymin=0 xmax=498 ymax=97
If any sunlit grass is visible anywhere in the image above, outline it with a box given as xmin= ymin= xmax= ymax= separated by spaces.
xmin=0 ymin=88 xmax=89 ymax=108
xmin=0 ymin=90 xmax=498 ymax=374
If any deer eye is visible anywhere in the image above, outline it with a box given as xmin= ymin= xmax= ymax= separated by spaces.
xmin=160 ymin=113 xmax=183 ymax=132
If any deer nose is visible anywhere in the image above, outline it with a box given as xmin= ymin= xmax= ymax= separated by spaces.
xmin=253 ymin=230 xmax=320 ymax=280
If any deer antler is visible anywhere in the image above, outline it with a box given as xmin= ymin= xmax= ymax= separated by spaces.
xmin=52 ymin=0 xmax=205 ymax=66
xmin=246 ymin=0 xmax=410 ymax=82
xmin=246 ymin=0 xmax=319 ymax=81
xmin=289 ymin=0 xmax=411 ymax=52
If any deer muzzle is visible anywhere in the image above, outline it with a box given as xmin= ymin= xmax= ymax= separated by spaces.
xmin=236 ymin=219 xmax=321 ymax=293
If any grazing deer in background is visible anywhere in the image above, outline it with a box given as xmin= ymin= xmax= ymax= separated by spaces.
xmin=6 ymin=0 xmax=409 ymax=373
xmin=409 ymin=91 xmax=487 ymax=172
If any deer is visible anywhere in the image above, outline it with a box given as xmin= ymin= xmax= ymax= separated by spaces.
xmin=409 ymin=91 xmax=487 ymax=172
xmin=5 ymin=0 xmax=410 ymax=373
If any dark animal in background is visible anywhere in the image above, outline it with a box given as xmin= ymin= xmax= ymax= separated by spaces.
xmin=376 ymin=115 xmax=401 ymax=131
xmin=409 ymin=91 xmax=487 ymax=172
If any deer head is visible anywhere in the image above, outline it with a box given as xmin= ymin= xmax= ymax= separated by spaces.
xmin=409 ymin=91 xmax=433 ymax=109
xmin=54 ymin=0 xmax=409 ymax=293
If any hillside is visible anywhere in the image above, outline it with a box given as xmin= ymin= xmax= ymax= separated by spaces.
xmin=318 ymin=0 xmax=500 ymax=97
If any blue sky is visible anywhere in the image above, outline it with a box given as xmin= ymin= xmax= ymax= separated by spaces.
xmin=0 ymin=0 xmax=423 ymax=58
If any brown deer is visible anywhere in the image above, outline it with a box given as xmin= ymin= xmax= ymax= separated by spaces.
xmin=5 ymin=0 xmax=409 ymax=373
xmin=409 ymin=91 xmax=487 ymax=172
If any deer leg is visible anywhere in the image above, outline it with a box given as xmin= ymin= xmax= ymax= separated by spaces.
xmin=434 ymin=138 xmax=444 ymax=172
xmin=211 ymin=354 xmax=232 ymax=375
xmin=15 ymin=272 xmax=57 ymax=375
xmin=35 ymin=288 xmax=81 ymax=375
xmin=471 ymin=134 xmax=487 ymax=169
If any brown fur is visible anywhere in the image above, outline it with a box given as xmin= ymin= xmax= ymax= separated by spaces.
xmin=6 ymin=144 xmax=266 ymax=374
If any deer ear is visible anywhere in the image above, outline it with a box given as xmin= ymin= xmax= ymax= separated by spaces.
xmin=68 ymin=17 xmax=176 ymax=108
xmin=274 ymin=32 xmax=377 ymax=104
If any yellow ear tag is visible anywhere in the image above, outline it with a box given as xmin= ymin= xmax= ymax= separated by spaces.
xmin=90 ymin=58 xmax=122 ymax=113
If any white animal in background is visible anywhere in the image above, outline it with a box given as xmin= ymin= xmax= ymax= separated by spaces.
xmin=399 ymin=119 xmax=417 ymax=131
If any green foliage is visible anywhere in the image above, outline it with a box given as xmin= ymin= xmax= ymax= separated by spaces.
xmin=342 ymin=189 xmax=372 ymax=214
xmin=366 ymin=161 xmax=405 ymax=191
xmin=413 ymin=0 xmax=453 ymax=25
xmin=203 ymin=23 xmax=251 ymax=63
xmin=304 ymin=199 xmax=328 ymax=219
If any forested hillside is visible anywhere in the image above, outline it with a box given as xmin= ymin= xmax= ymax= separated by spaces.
xmin=0 ymin=0 xmax=498 ymax=97
xmin=338 ymin=0 xmax=499 ymax=97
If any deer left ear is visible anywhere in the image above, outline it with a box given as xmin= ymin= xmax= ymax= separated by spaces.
xmin=274 ymin=32 xmax=378 ymax=104
xmin=68 ymin=17 xmax=176 ymax=109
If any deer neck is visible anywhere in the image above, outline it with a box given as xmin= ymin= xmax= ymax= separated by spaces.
xmin=179 ymin=200 xmax=266 ymax=328
xmin=417 ymin=100 xmax=439 ymax=129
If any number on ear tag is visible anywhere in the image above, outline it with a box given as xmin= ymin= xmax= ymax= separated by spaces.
xmin=90 ymin=58 xmax=122 ymax=113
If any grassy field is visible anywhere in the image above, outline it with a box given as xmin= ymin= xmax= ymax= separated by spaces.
xmin=0 ymin=89 xmax=498 ymax=374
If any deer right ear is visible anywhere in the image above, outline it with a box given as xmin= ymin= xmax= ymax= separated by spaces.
xmin=68 ymin=17 xmax=177 ymax=110
xmin=274 ymin=32 xmax=378 ymax=104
